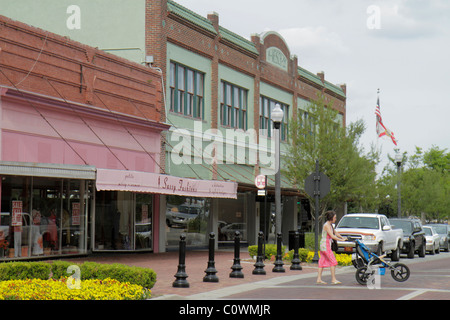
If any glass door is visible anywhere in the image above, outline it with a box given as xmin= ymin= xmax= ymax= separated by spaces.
xmin=135 ymin=193 xmax=153 ymax=251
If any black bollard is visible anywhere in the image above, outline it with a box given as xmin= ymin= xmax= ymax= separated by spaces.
xmin=173 ymin=234 xmax=189 ymax=288
xmin=252 ymin=231 xmax=266 ymax=275
xmin=290 ymin=231 xmax=302 ymax=270
xmin=273 ymin=233 xmax=285 ymax=272
xmin=230 ymin=231 xmax=244 ymax=278
xmin=203 ymin=232 xmax=219 ymax=282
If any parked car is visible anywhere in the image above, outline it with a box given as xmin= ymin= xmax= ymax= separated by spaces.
xmin=166 ymin=204 xmax=203 ymax=228
xmin=423 ymin=226 xmax=440 ymax=254
xmin=425 ymin=224 xmax=450 ymax=252
xmin=389 ymin=218 xmax=426 ymax=258
xmin=335 ymin=213 xmax=403 ymax=260
xmin=220 ymin=223 xmax=247 ymax=241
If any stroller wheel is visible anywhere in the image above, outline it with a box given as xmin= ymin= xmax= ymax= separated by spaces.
xmin=391 ymin=263 xmax=410 ymax=282
xmin=355 ymin=266 xmax=373 ymax=285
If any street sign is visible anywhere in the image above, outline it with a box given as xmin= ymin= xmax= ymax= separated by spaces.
xmin=304 ymin=172 xmax=330 ymax=199
xmin=255 ymin=174 xmax=266 ymax=189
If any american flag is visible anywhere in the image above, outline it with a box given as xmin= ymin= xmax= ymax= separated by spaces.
xmin=375 ymin=95 xmax=398 ymax=146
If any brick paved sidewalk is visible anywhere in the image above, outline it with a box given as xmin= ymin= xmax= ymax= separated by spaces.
xmin=65 ymin=249 xmax=319 ymax=299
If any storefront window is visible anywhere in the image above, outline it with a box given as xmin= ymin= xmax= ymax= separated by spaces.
xmin=135 ymin=193 xmax=153 ymax=250
xmin=0 ymin=176 xmax=89 ymax=259
xmin=94 ymin=191 xmax=153 ymax=251
xmin=217 ymin=193 xmax=247 ymax=242
xmin=166 ymin=196 xmax=209 ymax=247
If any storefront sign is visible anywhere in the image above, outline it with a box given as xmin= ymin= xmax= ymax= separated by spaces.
xmin=72 ymin=202 xmax=80 ymax=226
xmin=266 ymin=47 xmax=288 ymax=71
xmin=11 ymin=200 xmax=22 ymax=227
xmin=96 ymin=168 xmax=238 ymax=199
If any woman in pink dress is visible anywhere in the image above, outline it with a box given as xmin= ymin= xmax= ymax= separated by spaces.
xmin=316 ymin=211 xmax=346 ymax=285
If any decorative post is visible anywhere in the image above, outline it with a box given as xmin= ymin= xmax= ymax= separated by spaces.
xmin=290 ymin=231 xmax=302 ymax=270
xmin=203 ymin=232 xmax=219 ymax=282
xmin=230 ymin=231 xmax=244 ymax=278
xmin=272 ymin=233 xmax=285 ymax=272
xmin=253 ymin=231 xmax=266 ymax=275
xmin=173 ymin=234 xmax=189 ymax=288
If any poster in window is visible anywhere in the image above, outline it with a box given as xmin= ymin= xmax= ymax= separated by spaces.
xmin=12 ymin=201 xmax=22 ymax=227
xmin=72 ymin=202 xmax=80 ymax=226
xmin=142 ymin=204 xmax=148 ymax=223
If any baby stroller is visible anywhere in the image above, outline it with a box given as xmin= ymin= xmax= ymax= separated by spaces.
xmin=348 ymin=237 xmax=410 ymax=285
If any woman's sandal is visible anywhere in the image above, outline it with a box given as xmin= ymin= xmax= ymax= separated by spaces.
xmin=331 ymin=281 xmax=342 ymax=285
xmin=316 ymin=280 xmax=327 ymax=285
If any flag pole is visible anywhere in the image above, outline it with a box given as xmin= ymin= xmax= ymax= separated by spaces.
xmin=376 ymin=88 xmax=380 ymax=156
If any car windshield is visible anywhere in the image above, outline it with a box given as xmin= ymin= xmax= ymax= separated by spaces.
xmin=432 ymin=225 xmax=447 ymax=234
xmin=337 ymin=216 xmax=379 ymax=229
xmin=178 ymin=205 xmax=201 ymax=214
xmin=390 ymin=220 xmax=412 ymax=233
xmin=423 ymin=227 xmax=432 ymax=236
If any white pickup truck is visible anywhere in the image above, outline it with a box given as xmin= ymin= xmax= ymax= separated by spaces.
xmin=335 ymin=213 xmax=403 ymax=261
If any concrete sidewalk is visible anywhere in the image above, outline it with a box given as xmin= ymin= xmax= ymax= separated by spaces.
xmin=64 ymin=249 xmax=321 ymax=299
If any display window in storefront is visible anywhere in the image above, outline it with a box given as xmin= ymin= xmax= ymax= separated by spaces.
xmin=0 ymin=175 xmax=91 ymax=259
xmin=94 ymin=191 xmax=153 ymax=251
xmin=166 ymin=195 xmax=210 ymax=248
xmin=217 ymin=193 xmax=247 ymax=242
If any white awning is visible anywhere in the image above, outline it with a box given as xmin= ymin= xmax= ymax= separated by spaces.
xmin=0 ymin=161 xmax=96 ymax=179
xmin=96 ymin=168 xmax=238 ymax=199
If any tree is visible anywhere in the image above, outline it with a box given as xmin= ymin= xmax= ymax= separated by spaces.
xmin=284 ymin=95 xmax=378 ymax=221
xmin=379 ymin=146 xmax=449 ymax=222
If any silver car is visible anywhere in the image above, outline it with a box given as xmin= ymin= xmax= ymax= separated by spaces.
xmin=426 ymin=224 xmax=450 ymax=252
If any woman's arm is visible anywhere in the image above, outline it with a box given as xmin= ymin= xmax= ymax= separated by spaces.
xmin=325 ymin=224 xmax=346 ymax=241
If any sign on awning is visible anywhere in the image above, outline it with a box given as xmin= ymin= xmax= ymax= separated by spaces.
xmin=96 ymin=168 xmax=238 ymax=199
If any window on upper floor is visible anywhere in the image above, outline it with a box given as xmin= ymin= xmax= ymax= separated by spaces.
xmin=259 ymin=96 xmax=289 ymax=141
xmin=220 ymin=81 xmax=248 ymax=130
xmin=169 ymin=61 xmax=204 ymax=119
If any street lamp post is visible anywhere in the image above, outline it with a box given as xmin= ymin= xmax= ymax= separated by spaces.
xmin=271 ymin=103 xmax=284 ymax=272
xmin=395 ymin=151 xmax=402 ymax=218
xmin=271 ymin=103 xmax=284 ymax=235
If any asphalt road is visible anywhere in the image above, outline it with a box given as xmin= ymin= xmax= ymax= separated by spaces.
xmin=185 ymin=251 xmax=450 ymax=300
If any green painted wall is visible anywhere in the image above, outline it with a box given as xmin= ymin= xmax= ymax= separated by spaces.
xmin=0 ymin=0 xmax=146 ymax=63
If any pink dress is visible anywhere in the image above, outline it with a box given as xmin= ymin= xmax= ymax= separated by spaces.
xmin=318 ymin=224 xmax=338 ymax=268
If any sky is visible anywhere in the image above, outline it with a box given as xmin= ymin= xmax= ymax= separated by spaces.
xmin=175 ymin=0 xmax=450 ymax=172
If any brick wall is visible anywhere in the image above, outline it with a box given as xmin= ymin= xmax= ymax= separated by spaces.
xmin=145 ymin=0 xmax=346 ymax=129
xmin=0 ymin=14 xmax=163 ymax=123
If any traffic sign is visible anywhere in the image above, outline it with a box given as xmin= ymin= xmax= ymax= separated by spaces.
xmin=304 ymin=172 xmax=330 ymax=199
xmin=255 ymin=174 xmax=266 ymax=189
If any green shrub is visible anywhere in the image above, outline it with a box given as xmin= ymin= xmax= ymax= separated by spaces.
xmin=284 ymin=248 xmax=310 ymax=262
xmin=248 ymin=244 xmax=286 ymax=260
xmin=50 ymin=260 xmax=72 ymax=279
xmin=53 ymin=261 xmax=157 ymax=289
xmin=0 ymin=260 xmax=157 ymax=290
xmin=0 ymin=262 xmax=51 ymax=281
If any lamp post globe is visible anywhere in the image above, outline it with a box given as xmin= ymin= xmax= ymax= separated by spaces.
xmin=271 ymin=103 xmax=284 ymax=129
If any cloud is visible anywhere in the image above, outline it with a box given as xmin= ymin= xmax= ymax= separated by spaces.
xmin=368 ymin=1 xmax=450 ymax=39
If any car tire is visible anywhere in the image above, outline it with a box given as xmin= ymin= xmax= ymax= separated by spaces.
xmin=418 ymin=243 xmax=426 ymax=258
xmin=445 ymin=241 xmax=450 ymax=253
xmin=376 ymin=242 xmax=384 ymax=256
xmin=435 ymin=243 xmax=440 ymax=254
xmin=391 ymin=242 xmax=400 ymax=261
xmin=407 ymin=242 xmax=415 ymax=259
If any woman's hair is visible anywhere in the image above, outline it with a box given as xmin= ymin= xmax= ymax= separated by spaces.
xmin=326 ymin=210 xmax=336 ymax=221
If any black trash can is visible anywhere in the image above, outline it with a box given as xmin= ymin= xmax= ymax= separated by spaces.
xmin=288 ymin=230 xmax=305 ymax=250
